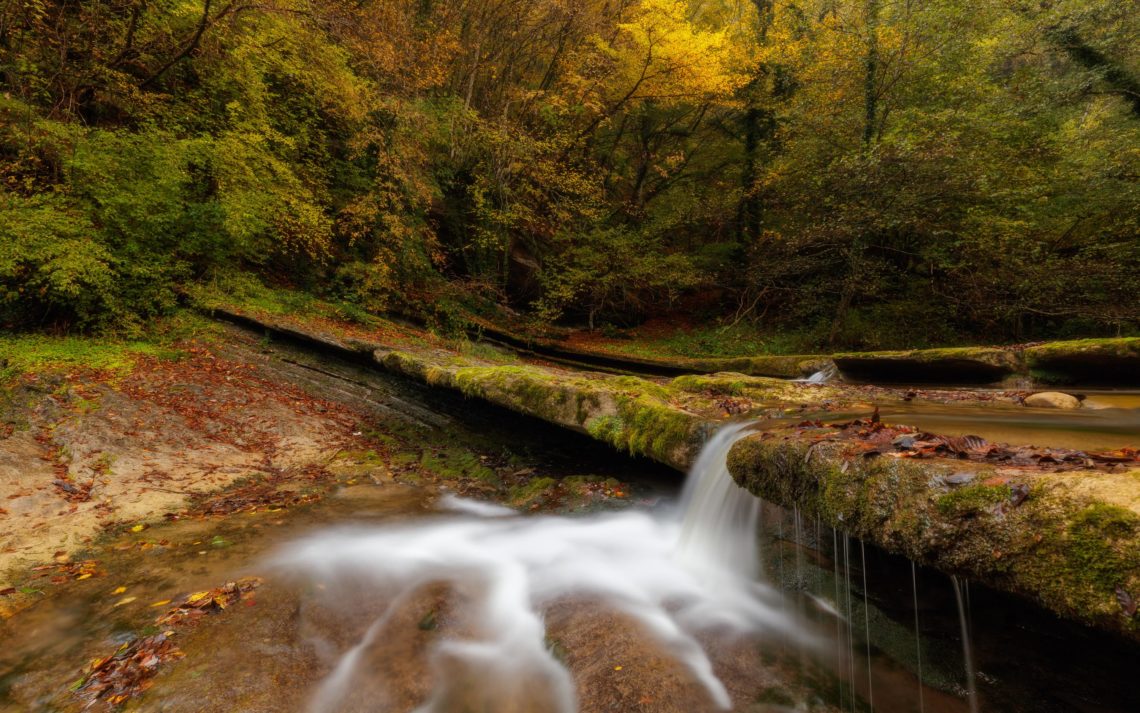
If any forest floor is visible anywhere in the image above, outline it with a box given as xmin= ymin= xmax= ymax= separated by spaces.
xmin=0 ymin=317 xmax=649 ymax=610
xmin=0 ymin=325 xmax=371 ymax=598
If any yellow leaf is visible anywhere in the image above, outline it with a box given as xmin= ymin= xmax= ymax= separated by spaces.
xmin=130 ymin=524 xmax=147 ymax=533
xmin=149 ymin=599 xmax=172 ymax=608
xmin=187 ymin=591 xmax=209 ymax=603
xmin=76 ymin=573 xmax=93 ymax=580
xmin=613 ymin=665 xmax=623 ymax=671
xmin=113 ymin=596 xmax=136 ymax=607
xmin=111 ymin=586 xmax=127 ymax=595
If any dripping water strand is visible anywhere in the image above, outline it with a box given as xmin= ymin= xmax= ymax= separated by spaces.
xmin=844 ymin=534 xmax=855 ymax=711
xmin=832 ymin=527 xmax=845 ymax=710
xmin=912 ymin=561 xmax=925 ymax=713
xmin=861 ymin=539 xmax=873 ymax=712
xmin=952 ymin=575 xmax=979 ymax=713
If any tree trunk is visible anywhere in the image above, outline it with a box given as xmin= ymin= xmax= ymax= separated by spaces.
xmin=862 ymin=0 xmax=881 ymax=145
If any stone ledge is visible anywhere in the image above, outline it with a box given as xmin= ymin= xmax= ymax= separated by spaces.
xmin=727 ymin=435 xmax=1140 ymax=642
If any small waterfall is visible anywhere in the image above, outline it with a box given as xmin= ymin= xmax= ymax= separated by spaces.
xmin=676 ymin=421 xmax=762 ymax=577
xmin=799 ymin=362 xmax=839 ymax=384
xmin=271 ymin=422 xmax=803 ymax=713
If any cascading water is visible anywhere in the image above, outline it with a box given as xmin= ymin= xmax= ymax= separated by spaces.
xmin=799 ymin=363 xmax=839 ymax=384
xmin=675 ymin=422 xmax=763 ymax=578
xmin=270 ymin=422 xmax=806 ymax=713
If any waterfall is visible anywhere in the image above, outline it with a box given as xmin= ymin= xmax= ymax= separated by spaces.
xmin=270 ymin=423 xmax=803 ymax=713
xmin=798 ymin=362 xmax=839 ymax=384
xmin=676 ymin=421 xmax=762 ymax=578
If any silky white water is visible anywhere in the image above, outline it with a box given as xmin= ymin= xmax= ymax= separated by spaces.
xmin=270 ymin=422 xmax=807 ymax=712
xmin=799 ymin=363 xmax=838 ymax=384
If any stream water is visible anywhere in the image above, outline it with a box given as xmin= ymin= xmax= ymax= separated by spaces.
xmin=273 ymin=423 xmax=796 ymax=713
xmin=2 ymin=341 xmax=1138 ymax=712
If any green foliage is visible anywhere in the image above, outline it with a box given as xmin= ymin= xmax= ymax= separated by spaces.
xmin=0 ymin=0 xmax=1136 ymax=343
xmin=538 ymin=226 xmax=700 ymax=327
xmin=0 ymin=192 xmax=118 ymax=330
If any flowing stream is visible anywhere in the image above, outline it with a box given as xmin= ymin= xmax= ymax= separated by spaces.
xmin=272 ymin=422 xmax=800 ymax=712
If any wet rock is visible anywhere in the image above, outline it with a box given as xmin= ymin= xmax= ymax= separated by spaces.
xmin=892 ymin=434 xmax=917 ymax=450
xmin=943 ymin=472 xmax=977 ymax=487
xmin=1024 ymin=392 xmax=1081 ymax=409
xmin=1008 ymin=483 xmax=1030 ymax=508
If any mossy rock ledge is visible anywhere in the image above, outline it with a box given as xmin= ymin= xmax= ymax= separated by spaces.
xmin=375 ymin=349 xmax=708 ymax=470
xmin=831 ymin=347 xmax=1021 ymax=384
xmin=726 ymin=434 xmax=1140 ymax=642
xmin=1023 ymin=338 xmax=1140 ymax=385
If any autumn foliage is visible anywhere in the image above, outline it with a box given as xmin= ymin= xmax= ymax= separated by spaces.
xmin=1 ymin=0 xmax=1136 ymax=344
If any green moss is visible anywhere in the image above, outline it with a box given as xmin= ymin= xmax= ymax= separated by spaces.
xmin=729 ymin=433 xmax=1140 ymax=638
xmin=672 ymin=374 xmax=746 ymax=395
xmin=379 ymin=351 xmax=429 ymax=380
xmin=609 ymin=375 xmax=671 ymax=400
xmin=420 ymin=448 xmax=498 ymax=484
xmin=1065 ymin=503 xmax=1139 ymax=592
xmin=936 ymin=483 xmax=1012 ymax=517
xmin=1 ymin=334 xmax=182 ymax=382
xmin=454 ymin=339 xmax=520 ymax=364
xmin=586 ymin=414 xmax=624 ymax=442
xmin=189 ymin=272 xmax=386 ymax=329
xmin=832 ymin=346 xmax=1014 ymax=365
xmin=389 ymin=452 xmax=418 ymax=467
xmin=562 ymin=475 xmax=618 ymax=489
xmin=672 ymin=373 xmax=792 ymax=396
xmin=509 ymin=477 xmax=558 ymax=506
xmin=610 ymin=396 xmax=698 ymax=465
xmin=1023 ymin=338 xmax=1140 ymax=385
xmin=1024 ymin=337 xmax=1140 ymax=361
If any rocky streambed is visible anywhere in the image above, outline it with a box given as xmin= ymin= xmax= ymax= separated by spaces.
xmin=204 ymin=305 xmax=1140 ymax=645
xmin=3 ymin=306 xmax=1139 ymax=712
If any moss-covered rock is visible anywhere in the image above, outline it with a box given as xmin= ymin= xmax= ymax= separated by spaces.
xmin=1024 ymin=338 xmax=1140 ymax=385
xmin=727 ymin=435 xmax=1140 ymax=641
xmin=683 ymin=355 xmax=828 ymax=379
xmin=374 ymin=349 xmax=704 ymax=469
xmin=832 ymin=347 xmax=1022 ymax=384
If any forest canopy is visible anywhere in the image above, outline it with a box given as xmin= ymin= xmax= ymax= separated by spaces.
xmin=1 ymin=0 xmax=1137 ymax=347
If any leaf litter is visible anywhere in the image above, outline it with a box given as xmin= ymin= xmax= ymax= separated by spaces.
xmin=74 ymin=577 xmax=262 ymax=709
xmin=791 ymin=415 xmax=1140 ymax=472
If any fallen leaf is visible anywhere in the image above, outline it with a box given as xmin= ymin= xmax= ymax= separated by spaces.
xmin=111 ymin=586 xmax=127 ymax=595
